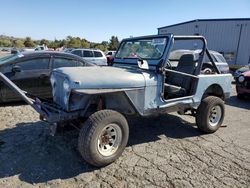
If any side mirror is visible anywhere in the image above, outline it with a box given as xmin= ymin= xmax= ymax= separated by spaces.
xmin=137 ymin=59 xmax=149 ymax=70
xmin=12 ymin=65 xmax=21 ymax=73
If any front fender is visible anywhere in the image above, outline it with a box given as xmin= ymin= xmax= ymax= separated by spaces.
xmin=69 ymin=88 xmax=145 ymax=116
xmin=104 ymin=88 xmax=145 ymax=116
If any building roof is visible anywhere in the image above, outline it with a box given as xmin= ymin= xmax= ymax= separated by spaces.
xmin=158 ymin=18 xmax=250 ymax=30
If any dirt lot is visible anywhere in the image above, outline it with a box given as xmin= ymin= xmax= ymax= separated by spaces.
xmin=0 ymin=84 xmax=249 ymax=188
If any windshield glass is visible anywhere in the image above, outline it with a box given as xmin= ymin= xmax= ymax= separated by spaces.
xmin=0 ymin=54 xmax=22 ymax=65
xmin=116 ymin=37 xmax=168 ymax=60
xmin=213 ymin=53 xmax=226 ymax=63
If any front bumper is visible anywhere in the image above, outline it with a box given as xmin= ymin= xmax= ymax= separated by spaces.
xmin=236 ymin=85 xmax=250 ymax=94
xmin=0 ymin=71 xmax=84 ymax=124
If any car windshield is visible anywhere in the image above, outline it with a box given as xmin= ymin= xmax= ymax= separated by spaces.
xmin=213 ymin=53 xmax=226 ymax=63
xmin=0 ymin=54 xmax=23 ymax=65
xmin=116 ymin=37 xmax=168 ymax=60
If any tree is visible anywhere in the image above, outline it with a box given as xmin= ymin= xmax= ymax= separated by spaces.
xmin=33 ymin=40 xmax=40 ymax=46
xmin=95 ymin=44 xmax=107 ymax=52
xmin=0 ymin=39 xmax=12 ymax=47
xmin=66 ymin=37 xmax=81 ymax=48
xmin=100 ymin=41 xmax=109 ymax=51
xmin=24 ymin=37 xmax=35 ymax=47
xmin=54 ymin=39 xmax=61 ymax=48
xmin=48 ymin=41 xmax=57 ymax=49
xmin=66 ymin=36 xmax=72 ymax=42
xmin=81 ymin=39 xmax=90 ymax=48
xmin=40 ymin=39 xmax=49 ymax=46
xmin=59 ymin=39 xmax=67 ymax=47
xmin=101 ymin=41 xmax=109 ymax=46
xmin=109 ymin=36 xmax=119 ymax=50
xmin=13 ymin=40 xmax=24 ymax=48
xmin=0 ymin=35 xmax=121 ymax=50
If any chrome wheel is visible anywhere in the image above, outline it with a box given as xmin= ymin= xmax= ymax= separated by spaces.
xmin=209 ymin=105 xmax=222 ymax=127
xmin=97 ymin=124 xmax=122 ymax=157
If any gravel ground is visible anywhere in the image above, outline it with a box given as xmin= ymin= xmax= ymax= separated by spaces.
xmin=0 ymin=85 xmax=249 ymax=188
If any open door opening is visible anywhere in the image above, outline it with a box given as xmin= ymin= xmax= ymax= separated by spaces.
xmin=163 ymin=37 xmax=205 ymax=100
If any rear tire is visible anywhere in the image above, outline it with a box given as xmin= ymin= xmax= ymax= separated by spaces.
xmin=196 ymin=96 xmax=225 ymax=133
xmin=78 ymin=110 xmax=129 ymax=167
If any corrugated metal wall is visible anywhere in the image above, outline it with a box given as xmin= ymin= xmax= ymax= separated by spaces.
xmin=158 ymin=20 xmax=250 ymax=65
xmin=237 ymin=24 xmax=250 ymax=65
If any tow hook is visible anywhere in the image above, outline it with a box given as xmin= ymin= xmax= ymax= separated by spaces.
xmin=49 ymin=123 xmax=57 ymax=136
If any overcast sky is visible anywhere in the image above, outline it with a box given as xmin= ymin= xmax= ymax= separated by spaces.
xmin=0 ymin=0 xmax=249 ymax=42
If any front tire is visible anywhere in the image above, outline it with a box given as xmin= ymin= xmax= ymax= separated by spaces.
xmin=196 ymin=96 xmax=225 ymax=133
xmin=78 ymin=110 xmax=129 ymax=167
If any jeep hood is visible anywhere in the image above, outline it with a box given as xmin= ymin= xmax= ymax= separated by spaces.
xmin=54 ymin=66 xmax=146 ymax=89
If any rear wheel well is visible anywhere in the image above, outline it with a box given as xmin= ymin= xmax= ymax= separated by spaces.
xmin=202 ymin=84 xmax=225 ymax=100
xmin=202 ymin=63 xmax=213 ymax=69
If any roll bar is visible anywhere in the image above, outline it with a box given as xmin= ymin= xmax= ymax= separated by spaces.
xmin=173 ymin=35 xmax=221 ymax=74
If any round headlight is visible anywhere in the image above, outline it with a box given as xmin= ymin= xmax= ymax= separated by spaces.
xmin=238 ymin=75 xmax=245 ymax=83
xmin=63 ymin=78 xmax=70 ymax=91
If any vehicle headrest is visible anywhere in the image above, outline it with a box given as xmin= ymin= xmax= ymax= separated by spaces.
xmin=178 ymin=54 xmax=197 ymax=66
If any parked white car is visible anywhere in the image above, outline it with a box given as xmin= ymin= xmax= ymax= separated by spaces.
xmin=105 ymin=51 xmax=116 ymax=56
xmin=71 ymin=49 xmax=107 ymax=65
xmin=21 ymin=45 xmax=48 ymax=52
xmin=35 ymin=45 xmax=48 ymax=51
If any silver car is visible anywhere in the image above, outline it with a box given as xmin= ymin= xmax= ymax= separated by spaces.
xmin=169 ymin=49 xmax=230 ymax=74
xmin=71 ymin=48 xmax=107 ymax=66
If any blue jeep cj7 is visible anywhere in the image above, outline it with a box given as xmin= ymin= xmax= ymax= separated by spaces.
xmin=0 ymin=34 xmax=232 ymax=167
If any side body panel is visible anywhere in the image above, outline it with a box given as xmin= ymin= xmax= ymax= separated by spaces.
xmin=124 ymin=73 xmax=231 ymax=116
xmin=193 ymin=74 xmax=232 ymax=103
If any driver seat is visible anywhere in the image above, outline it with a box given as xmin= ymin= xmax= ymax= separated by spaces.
xmin=164 ymin=54 xmax=197 ymax=98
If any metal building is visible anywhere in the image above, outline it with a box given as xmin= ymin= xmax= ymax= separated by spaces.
xmin=158 ymin=18 xmax=250 ymax=66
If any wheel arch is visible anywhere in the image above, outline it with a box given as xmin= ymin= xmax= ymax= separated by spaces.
xmin=89 ymin=91 xmax=141 ymax=116
xmin=202 ymin=62 xmax=213 ymax=69
xmin=72 ymin=87 xmax=144 ymax=116
xmin=202 ymin=84 xmax=225 ymax=100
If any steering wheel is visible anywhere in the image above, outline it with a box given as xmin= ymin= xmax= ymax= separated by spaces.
xmin=165 ymin=60 xmax=172 ymax=70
